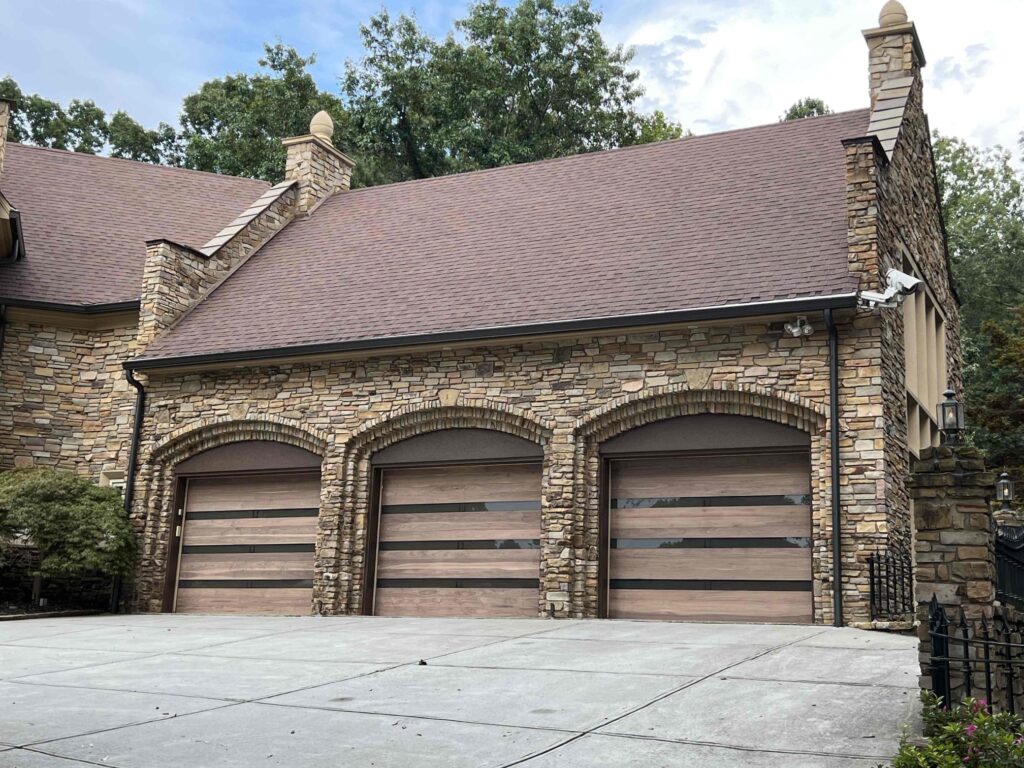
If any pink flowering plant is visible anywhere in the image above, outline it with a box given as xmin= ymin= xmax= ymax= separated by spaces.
xmin=891 ymin=692 xmax=1024 ymax=767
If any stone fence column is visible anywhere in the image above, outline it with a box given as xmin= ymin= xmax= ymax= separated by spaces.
xmin=911 ymin=445 xmax=996 ymax=697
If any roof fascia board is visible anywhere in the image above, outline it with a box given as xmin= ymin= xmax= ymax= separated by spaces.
xmin=0 ymin=297 xmax=140 ymax=314
xmin=126 ymin=292 xmax=859 ymax=372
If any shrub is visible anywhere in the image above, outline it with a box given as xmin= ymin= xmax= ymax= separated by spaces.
xmin=891 ymin=692 xmax=1024 ymax=767
xmin=0 ymin=468 xmax=136 ymax=579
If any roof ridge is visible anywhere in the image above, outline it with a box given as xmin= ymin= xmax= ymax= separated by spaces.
xmin=6 ymin=142 xmax=270 ymax=188
xmin=337 ymin=107 xmax=871 ymax=199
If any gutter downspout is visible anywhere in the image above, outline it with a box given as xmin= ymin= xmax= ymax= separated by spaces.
xmin=825 ymin=308 xmax=843 ymax=626
xmin=110 ymin=368 xmax=145 ymax=613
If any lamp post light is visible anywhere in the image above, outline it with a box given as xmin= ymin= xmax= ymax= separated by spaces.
xmin=938 ymin=388 xmax=965 ymax=445
xmin=997 ymin=472 xmax=1015 ymax=513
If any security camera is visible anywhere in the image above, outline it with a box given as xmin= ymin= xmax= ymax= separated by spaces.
xmin=886 ymin=269 xmax=923 ymax=296
xmin=858 ymin=269 xmax=924 ymax=309
xmin=784 ymin=316 xmax=814 ymax=337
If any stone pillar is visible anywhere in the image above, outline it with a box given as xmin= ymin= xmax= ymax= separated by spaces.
xmin=541 ymin=430 xmax=576 ymax=617
xmin=912 ymin=445 xmax=996 ymax=617
xmin=0 ymin=97 xmax=12 ymax=180
xmin=282 ymin=111 xmax=355 ymax=214
xmin=862 ymin=1 xmax=926 ymax=108
xmin=912 ymin=445 xmax=996 ymax=693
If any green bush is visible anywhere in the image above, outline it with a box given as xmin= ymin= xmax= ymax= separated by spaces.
xmin=891 ymin=692 xmax=1024 ymax=767
xmin=0 ymin=468 xmax=136 ymax=579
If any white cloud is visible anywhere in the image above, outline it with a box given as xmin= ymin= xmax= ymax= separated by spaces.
xmin=603 ymin=0 xmax=1024 ymax=153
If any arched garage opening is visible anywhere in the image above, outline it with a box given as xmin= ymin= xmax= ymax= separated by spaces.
xmin=365 ymin=428 xmax=544 ymax=618
xmin=599 ymin=414 xmax=813 ymax=624
xmin=166 ymin=440 xmax=322 ymax=615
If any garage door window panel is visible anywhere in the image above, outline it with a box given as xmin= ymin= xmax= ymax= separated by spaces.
xmin=602 ymin=417 xmax=814 ymax=623
xmin=372 ymin=459 xmax=543 ymax=618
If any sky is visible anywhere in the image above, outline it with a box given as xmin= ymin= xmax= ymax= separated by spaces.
xmin=0 ymin=0 xmax=1021 ymax=154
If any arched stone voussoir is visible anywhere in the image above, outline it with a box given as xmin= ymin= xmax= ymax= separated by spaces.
xmin=148 ymin=415 xmax=329 ymax=468
xmin=343 ymin=398 xmax=555 ymax=461
xmin=574 ymin=382 xmax=827 ymax=444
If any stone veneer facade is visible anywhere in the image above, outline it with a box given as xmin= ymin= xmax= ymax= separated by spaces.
xmin=0 ymin=310 xmax=138 ymax=479
xmin=1 ymin=7 xmax=961 ymax=625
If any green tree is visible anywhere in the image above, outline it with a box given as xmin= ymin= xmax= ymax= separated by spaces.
xmin=629 ymin=110 xmax=687 ymax=145
xmin=0 ymin=469 xmax=136 ymax=579
xmin=0 ymin=75 xmax=171 ymax=160
xmin=974 ymin=309 xmax=1024 ymax=469
xmin=0 ymin=77 xmax=109 ymax=154
xmin=344 ymin=0 xmax=680 ymax=184
xmin=178 ymin=43 xmax=348 ymax=182
xmin=108 ymin=111 xmax=179 ymax=164
xmin=933 ymin=133 xmax=1024 ymax=469
xmin=782 ymin=97 xmax=833 ymax=121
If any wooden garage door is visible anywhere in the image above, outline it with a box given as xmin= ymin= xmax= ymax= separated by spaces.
xmin=608 ymin=451 xmax=812 ymax=623
xmin=174 ymin=472 xmax=320 ymax=614
xmin=373 ymin=463 xmax=542 ymax=617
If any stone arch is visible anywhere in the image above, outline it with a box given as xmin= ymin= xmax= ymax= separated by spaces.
xmin=574 ymin=382 xmax=826 ymax=442
xmin=150 ymin=415 xmax=329 ymax=467
xmin=319 ymin=400 xmax=555 ymax=616
xmin=569 ymin=384 xmax=831 ymax=622
xmin=131 ymin=416 xmax=329 ymax=613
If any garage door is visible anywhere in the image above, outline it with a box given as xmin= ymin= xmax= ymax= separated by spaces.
xmin=607 ymin=451 xmax=812 ymax=623
xmin=174 ymin=472 xmax=320 ymax=614
xmin=373 ymin=463 xmax=542 ymax=617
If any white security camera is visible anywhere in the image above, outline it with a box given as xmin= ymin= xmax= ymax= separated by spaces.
xmin=784 ymin=316 xmax=814 ymax=337
xmin=886 ymin=269 xmax=924 ymax=296
xmin=858 ymin=269 xmax=924 ymax=309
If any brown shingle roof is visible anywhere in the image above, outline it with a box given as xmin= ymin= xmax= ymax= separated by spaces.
xmin=140 ymin=109 xmax=869 ymax=364
xmin=0 ymin=143 xmax=268 ymax=307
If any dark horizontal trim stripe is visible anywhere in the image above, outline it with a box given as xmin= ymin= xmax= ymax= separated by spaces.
xmin=381 ymin=501 xmax=541 ymax=514
xmin=126 ymin=293 xmax=860 ymax=371
xmin=612 ymin=495 xmax=811 ymax=508
xmin=610 ymin=579 xmax=812 ymax=592
xmin=177 ymin=579 xmax=314 ymax=589
xmin=379 ymin=540 xmax=540 ymax=551
xmin=186 ymin=508 xmax=319 ymax=520
xmin=376 ymin=578 xmax=537 ymax=589
xmin=611 ymin=537 xmax=810 ymax=549
xmin=1 ymin=297 xmax=141 ymax=315
xmin=181 ymin=544 xmax=315 ymax=554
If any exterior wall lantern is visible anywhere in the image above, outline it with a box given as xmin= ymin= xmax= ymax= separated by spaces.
xmin=997 ymin=472 xmax=1015 ymax=512
xmin=938 ymin=388 xmax=965 ymax=445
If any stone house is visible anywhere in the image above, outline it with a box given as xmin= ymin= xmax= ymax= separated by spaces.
xmin=0 ymin=2 xmax=958 ymax=625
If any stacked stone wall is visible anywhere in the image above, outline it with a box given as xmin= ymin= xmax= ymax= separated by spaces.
xmin=283 ymin=136 xmax=353 ymax=213
xmin=130 ymin=317 xmax=884 ymax=621
xmin=0 ymin=316 xmax=138 ymax=479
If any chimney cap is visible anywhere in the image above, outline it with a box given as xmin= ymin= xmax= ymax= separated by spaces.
xmin=310 ymin=111 xmax=334 ymax=142
xmin=879 ymin=0 xmax=908 ymax=26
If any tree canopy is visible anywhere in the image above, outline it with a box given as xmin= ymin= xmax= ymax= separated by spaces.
xmin=781 ymin=97 xmax=833 ymax=121
xmin=1 ymin=1 xmax=682 ymax=186
xmin=0 ymin=469 xmax=136 ymax=578
xmin=178 ymin=44 xmax=348 ymax=182
xmin=933 ymin=133 xmax=1024 ymax=470
xmin=343 ymin=1 xmax=682 ymax=184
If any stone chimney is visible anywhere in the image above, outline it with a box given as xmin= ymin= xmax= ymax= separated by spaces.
xmin=0 ymin=98 xmax=14 ymax=180
xmin=862 ymin=1 xmax=926 ymax=108
xmin=281 ymin=111 xmax=355 ymax=214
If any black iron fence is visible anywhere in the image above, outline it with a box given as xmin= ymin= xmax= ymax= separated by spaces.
xmin=868 ymin=550 xmax=915 ymax=621
xmin=927 ymin=595 xmax=1024 ymax=713
xmin=997 ymin=525 xmax=1024 ymax=609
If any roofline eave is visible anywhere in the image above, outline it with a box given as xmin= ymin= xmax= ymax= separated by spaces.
xmin=125 ymin=291 xmax=860 ymax=372
xmin=0 ymin=297 xmax=141 ymax=314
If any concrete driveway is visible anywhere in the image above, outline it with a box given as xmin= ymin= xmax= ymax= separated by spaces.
xmin=0 ymin=615 xmax=919 ymax=767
